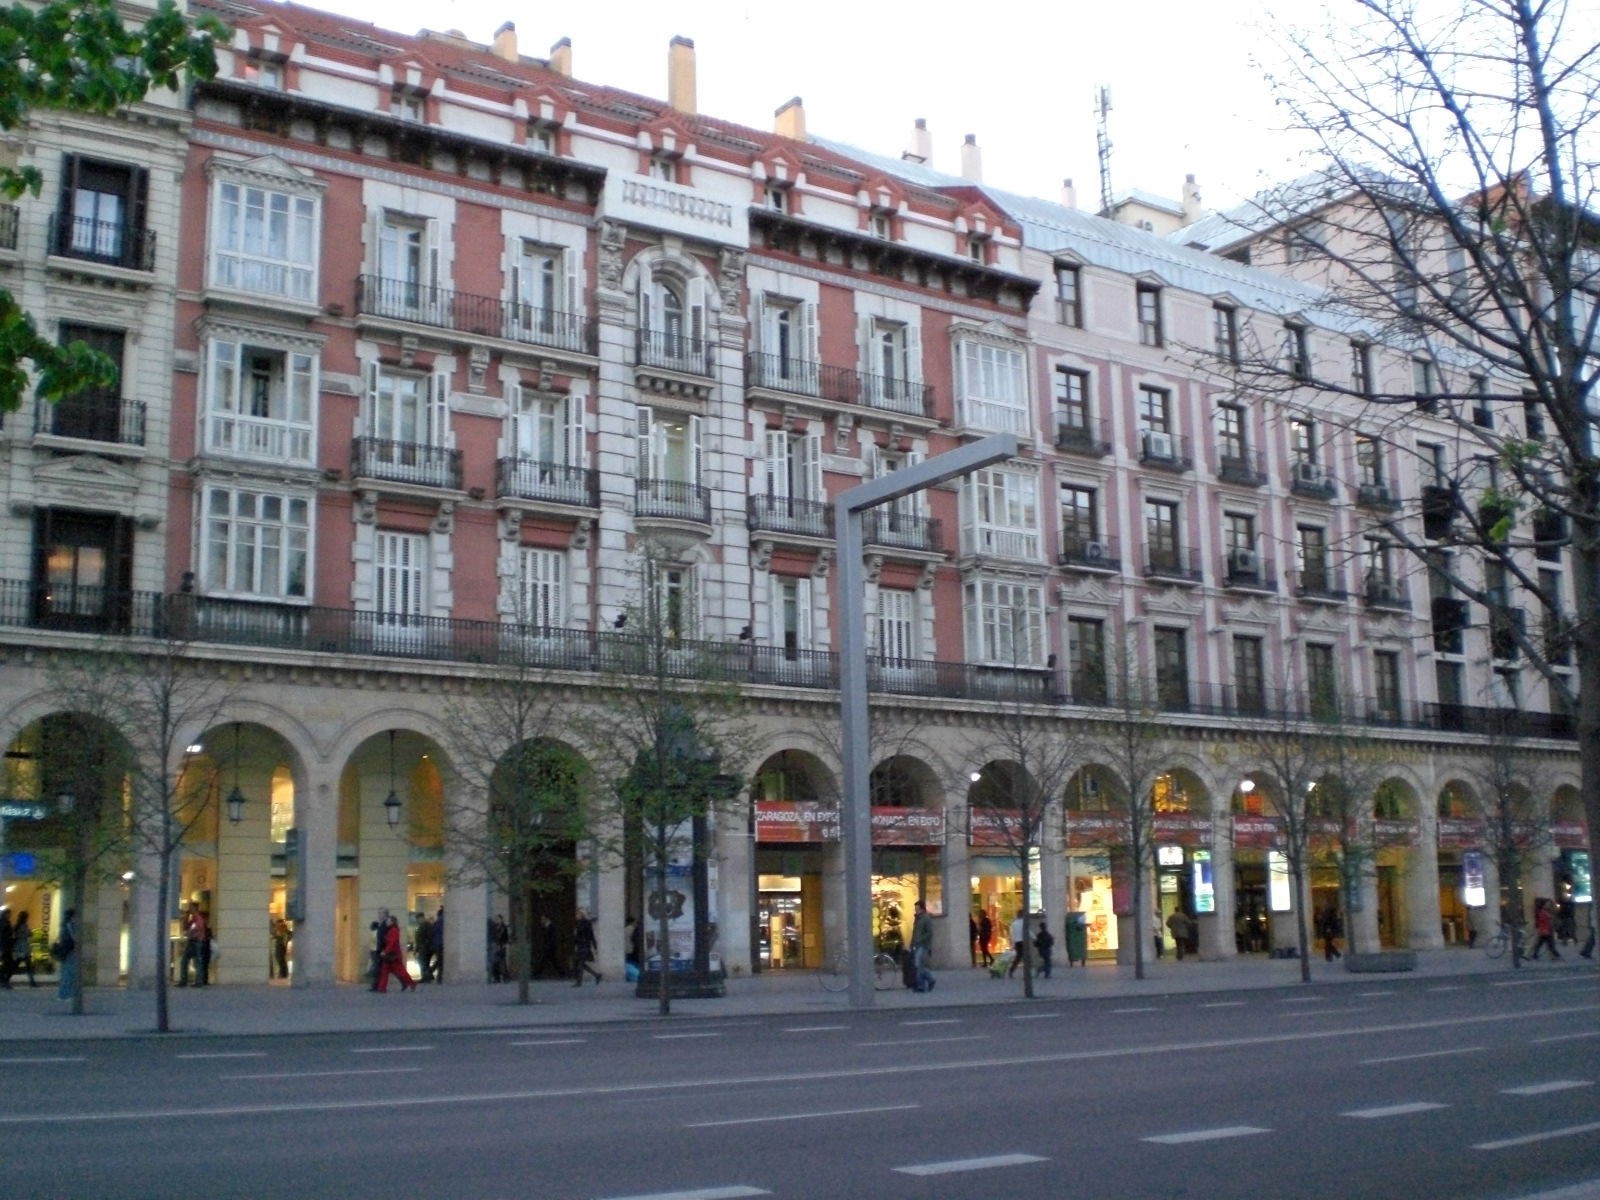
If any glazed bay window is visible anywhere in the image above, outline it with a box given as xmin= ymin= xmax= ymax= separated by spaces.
xmin=205 ymin=337 xmax=316 ymax=464
xmin=957 ymin=338 xmax=1029 ymax=435
xmin=202 ymin=486 xmax=310 ymax=601
xmin=963 ymin=467 xmax=1039 ymax=560
xmin=965 ymin=579 xmax=1046 ymax=666
xmin=210 ymin=179 xmax=319 ymax=301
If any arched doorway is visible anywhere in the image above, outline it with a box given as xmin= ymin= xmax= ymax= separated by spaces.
xmin=1373 ymin=777 xmax=1421 ymax=948
xmin=867 ymin=755 xmax=943 ymax=957
xmin=749 ymin=749 xmax=831 ymax=970
xmin=1436 ymin=780 xmax=1481 ymax=948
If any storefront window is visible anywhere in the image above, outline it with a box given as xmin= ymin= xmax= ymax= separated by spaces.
xmin=1066 ymin=851 xmax=1118 ymax=952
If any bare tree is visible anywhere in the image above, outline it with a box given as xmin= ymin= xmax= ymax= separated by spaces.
xmin=1227 ymin=0 xmax=1600 ymax=887
xmin=441 ymin=649 xmax=587 ymax=1004
xmin=49 ymin=624 xmax=237 ymax=1032
xmin=574 ymin=544 xmax=753 ymax=1016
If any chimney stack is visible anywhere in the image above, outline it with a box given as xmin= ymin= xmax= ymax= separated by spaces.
xmin=548 ymin=37 xmax=572 ymax=77
xmin=492 ymin=21 xmax=517 ymax=62
xmin=960 ymin=133 xmax=982 ymax=183
xmin=1060 ymin=178 xmax=1078 ymax=209
xmin=1182 ymin=173 xmax=1203 ymax=224
xmin=668 ymin=36 xmax=697 ymax=113
xmin=903 ymin=117 xmax=931 ymax=165
xmin=774 ymin=96 xmax=806 ymax=140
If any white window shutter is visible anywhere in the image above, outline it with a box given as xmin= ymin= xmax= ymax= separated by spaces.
xmin=425 ymin=219 xmax=440 ymax=289
xmin=754 ymin=293 xmax=769 ymax=352
xmin=564 ymin=394 xmax=585 ymax=467
xmin=638 ymin=284 xmax=652 ymax=333
xmin=856 ymin=314 xmax=872 ymax=373
xmin=764 ymin=430 xmax=788 ymax=498
xmin=689 ymin=414 xmax=704 ymax=486
xmin=364 ymin=361 xmax=380 ymax=431
xmin=907 ymin=322 xmax=922 ymax=383
xmin=635 ymin=405 xmax=653 ymax=479
xmin=801 ymin=302 xmax=817 ymax=362
xmin=796 ymin=575 xmax=813 ymax=648
xmin=905 ymin=449 xmax=925 ymax=513
xmin=209 ymin=339 xmax=239 ymax=414
xmin=430 ymin=372 xmax=450 ymax=446
xmin=564 ymin=255 xmax=578 ymax=314
xmin=801 ymin=432 xmax=822 ymax=500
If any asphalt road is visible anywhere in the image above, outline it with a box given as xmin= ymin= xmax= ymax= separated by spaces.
xmin=3 ymin=973 xmax=1597 ymax=1200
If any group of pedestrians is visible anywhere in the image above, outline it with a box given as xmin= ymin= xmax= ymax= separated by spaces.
xmin=0 ymin=907 xmax=39 ymax=989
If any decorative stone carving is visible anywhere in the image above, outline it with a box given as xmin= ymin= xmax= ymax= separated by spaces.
xmin=717 ymin=247 xmax=745 ymax=308
xmin=811 ymin=548 xmax=832 ymax=579
xmin=501 ymin=508 xmax=524 ymax=541
xmin=433 ymin=500 xmax=455 ymax=535
xmin=400 ymin=335 xmax=419 ymax=369
xmin=864 ymin=553 xmax=883 ymax=584
xmin=355 ymin=490 xmax=378 ymax=524
xmin=569 ymin=520 xmax=593 ymax=551
xmin=598 ymin=220 xmax=626 ymax=290
xmin=918 ymin=561 xmax=938 ymax=590
xmin=752 ymin=539 xmax=774 ymax=572
xmin=467 ymin=344 xmax=491 ymax=393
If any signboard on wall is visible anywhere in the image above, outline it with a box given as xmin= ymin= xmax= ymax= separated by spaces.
xmin=753 ymin=802 xmax=946 ymax=846
xmin=1267 ymin=851 xmax=1292 ymax=913
xmin=1437 ymin=818 xmax=1485 ymax=851
xmin=1462 ymin=851 xmax=1486 ymax=908
xmin=1192 ymin=850 xmax=1215 ymax=913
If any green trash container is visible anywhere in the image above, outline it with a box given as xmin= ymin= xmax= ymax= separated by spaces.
xmin=1064 ymin=912 xmax=1088 ymax=966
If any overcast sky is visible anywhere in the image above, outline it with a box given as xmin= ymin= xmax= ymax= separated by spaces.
xmin=325 ymin=0 xmax=1314 ymax=212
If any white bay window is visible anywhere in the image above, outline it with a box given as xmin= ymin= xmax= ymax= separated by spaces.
xmin=205 ymin=338 xmax=316 ymax=464
xmin=202 ymin=485 xmax=310 ymax=601
xmin=964 ymin=578 xmax=1045 ymax=666
xmin=957 ymin=338 xmax=1028 ymax=435
xmin=962 ymin=467 xmax=1040 ymax=561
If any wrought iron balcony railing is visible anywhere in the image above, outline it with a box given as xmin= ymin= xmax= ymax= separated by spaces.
xmin=636 ymin=329 xmax=714 ymax=376
xmin=49 ymin=213 xmax=155 ymax=271
xmin=863 ymin=509 xmax=943 ymax=553
xmin=1057 ymin=533 xmax=1121 ymax=571
xmin=1054 ymin=416 xmax=1113 ymax=458
xmin=354 ymin=275 xmax=597 ymax=354
xmin=1144 ymin=545 xmax=1203 ymax=583
xmin=495 ymin=458 xmax=599 ymax=508
xmin=352 ymin=437 xmax=463 ymax=491
xmin=635 ymin=477 xmax=711 ymax=523
xmin=34 ymin=392 xmax=146 ymax=447
xmin=1138 ymin=430 xmax=1193 ymax=471
xmin=747 ymin=494 xmax=833 ymax=538
xmin=1216 ymin=449 xmax=1267 ymax=487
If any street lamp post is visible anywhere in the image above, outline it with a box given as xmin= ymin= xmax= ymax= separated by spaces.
xmin=835 ymin=433 xmax=1019 ymax=1009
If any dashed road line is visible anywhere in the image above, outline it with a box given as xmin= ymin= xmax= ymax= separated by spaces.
xmin=1473 ymin=1120 xmax=1600 ymax=1151
xmin=1202 ymin=1001 xmax=1246 ymax=1008
xmin=1144 ymin=1125 xmax=1271 ymax=1145
xmin=1009 ymin=1012 xmax=1060 ymax=1020
xmin=687 ymin=1103 xmax=918 ymax=1128
xmin=221 ymin=1067 xmax=422 ymax=1081
xmin=177 ymin=1052 xmax=268 ymax=1060
xmin=1502 ymin=1080 xmax=1593 ymax=1096
xmin=1533 ymin=1031 xmax=1600 ymax=1045
xmin=1281 ymin=996 xmax=1322 ymax=1003
xmin=780 ymin=1025 xmax=847 ymax=1033
xmin=900 ymin=1018 xmax=961 ymax=1027
xmin=894 ymin=1153 xmax=1048 ymax=1176
xmin=1357 ymin=990 xmax=1395 ymax=998
xmin=594 ymin=1188 xmax=769 ymax=1200
xmin=1361 ymin=1046 xmax=1484 ymax=1064
xmin=857 ymin=1035 xmax=989 ymax=1047
xmin=509 ymin=1039 xmax=586 ymax=1047
xmin=1342 ymin=1101 xmax=1447 ymax=1119
xmin=1427 ymin=986 xmax=1464 ymax=993
xmin=1282 ymin=1007 xmax=1370 ymax=1018
xmin=1110 ymin=1006 xmax=1159 ymax=1013
xmin=654 ymin=1032 xmax=722 ymax=1041
xmin=0 ymin=1056 xmax=87 ymax=1064
xmin=351 ymin=1045 xmax=433 ymax=1054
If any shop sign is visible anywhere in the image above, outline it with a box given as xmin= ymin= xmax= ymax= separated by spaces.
xmin=1064 ymin=811 xmax=1124 ymax=848
xmin=873 ymin=807 xmax=945 ymax=846
xmin=969 ymin=809 xmax=1026 ymax=847
xmin=1233 ymin=816 xmax=1282 ymax=849
xmin=2 ymin=852 xmax=36 ymax=877
xmin=1192 ymin=850 xmax=1215 ymax=913
xmin=1553 ymin=821 xmax=1588 ymax=849
xmin=0 ymin=802 xmax=47 ymax=821
xmin=754 ymin=801 xmax=839 ymax=843
xmin=1561 ymin=850 xmax=1590 ymax=904
xmin=1373 ymin=818 xmax=1420 ymax=847
xmin=1462 ymin=850 xmax=1486 ymax=908
xmin=1152 ymin=813 xmax=1212 ymax=846
xmin=1437 ymin=817 xmax=1484 ymax=850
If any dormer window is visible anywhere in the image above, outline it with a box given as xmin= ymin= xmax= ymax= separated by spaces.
xmin=648 ymin=154 xmax=678 ymax=183
xmin=764 ymin=184 xmax=789 ymax=212
xmin=967 ymin=234 xmax=989 ymax=264
xmin=869 ymin=211 xmax=891 ymax=240
xmin=243 ymin=53 xmax=284 ymax=90
xmin=529 ymin=122 xmax=557 ymax=154
xmin=393 ymin=90 xmax=425 ymax=123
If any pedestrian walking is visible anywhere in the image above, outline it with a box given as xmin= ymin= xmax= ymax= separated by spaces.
xmin=414 ymin=912 xmax=435 ymax=982
xmin=1033 ymin=919 xmax=1055 ymax=979
xmin=11 ymin=912 xmax=35 ymax=986
xmin=1153 ymin=910 xmax=1165 ymax=960
xmin=374 ymin=913 xmax=416 ymax=992
xmin=0 ymin=907 xmax=13 ymax=989
xmin=910 ymin=899 xmax=936 ymax=992
xmin=977 ymin=911 xmax=994 ymax=968
xmin=572 ymin=909 xmax=602 ymax=986
xmin=1317 ymin=900 xmax=1343 ymax=962
xmin=489 ymin=914 xmax=510 ymax=982
xmin=968 ymin=913 xmax=978 ymax=966
xmin=53 ymin=909 xmax=79 ymax=1001
xmin=1006 ymin=911 xmax=1028 ymax=978
xmin=177 ymin=905 xmax=208 ymax=986
xmin=534 ymin=914 xmax=565 ymax=978
xmin=1529 ymin=899 xmax=1562 ymax=960
xmin=1166 ymin=908 xmax=1192 ymax=961
xmin=428 ymin=908 xmax=444 ymax=982
xmin=270 ymin=915 xmax=291 ymax=979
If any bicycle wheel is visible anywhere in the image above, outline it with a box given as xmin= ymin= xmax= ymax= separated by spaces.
xmin=873 ymin=952 xmax=899 ymax=990
xmin=817 ymin=953 xmax=849 ymax=992
xmin=1485 ymin=931 xmax=1507 ymax=959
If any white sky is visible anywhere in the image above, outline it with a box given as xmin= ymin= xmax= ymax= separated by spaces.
xmin=323 ymin=0 xmax=1315 ymax=211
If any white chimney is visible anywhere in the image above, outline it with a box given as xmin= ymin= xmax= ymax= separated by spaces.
xmin=491 ymin=21 xmax=517 ymax=63
xmin=548 ymin=37 xmax=571 ymax=77
xmin=1182 ymin=173 xmax=1203 ymax=224
xmin=903 ymin=117 xmax=932 ymax=165
xmin=668 ymin=35 xmax=696 ymax=113
xmin=960 ymin=133 xmax=982 ymax=183
xmin=1060 ymin=178 xmax=1078 ymax=209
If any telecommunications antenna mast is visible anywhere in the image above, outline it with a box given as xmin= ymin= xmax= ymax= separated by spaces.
xmin=1095 ymin=86 xmax=1114 ymax=216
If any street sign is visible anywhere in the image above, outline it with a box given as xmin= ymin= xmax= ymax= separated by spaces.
xmin=0 ymin=802 xmax=48 ymax=821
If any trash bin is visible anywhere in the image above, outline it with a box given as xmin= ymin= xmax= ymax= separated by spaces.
xmin=1064 ymin=912 xmax=1088 ymax=966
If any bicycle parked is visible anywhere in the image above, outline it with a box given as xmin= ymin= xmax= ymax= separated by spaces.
xmin=817 ymin=945 xmax=900 ymax=992
xmin=1483 ymin=921 xmax=1524 ymax=960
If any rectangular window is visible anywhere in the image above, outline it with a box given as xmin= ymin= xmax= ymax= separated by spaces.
xmin=957 ymin=340 xmax=1028 ymax=434
xmin=211 ymin=180 xmax=318 ymax=300
xmin=1145 ymin=499 xmax=1180 ymax=570
xmin=1137 ymin=385 xmax=1171 ymax=434
xmin=877 ymin=587 xmax=917 ymax=661
xmin=1224 ymin=512 xmax=1256 ymax=556
xmin=1232 ymin=636 xmax=1266 ymax=713
xmin=1055 ymin=262 xmax=1082 ymax=327
xmin=205 ymin=339 xmax=316 ymax=463
xmin=1413 ymin=357 xmax=1437 ymax=412
xmin=1059 ymin=484 xmax=1099 ymax=547
xmin=774 ymin=575 xmax=813 ymax=658
xmin=1470 ymin=374 xmax=1492 ymax=428
xmin=964 ymin=579 xmax=1045 ymax=666
xmin=1054 ymin=366 xmax=1090 ymax=430
xmin=1523 ymin=394 xmax=1545 ymax=438
xmin=1355 ymin=434 xmax=1382 ymax=486
xmin=964 ymin=468 xmax=1039 ymax=560
xmin=1136 ymin=284 xmax=1163 ymax=347
xmin=517 ymin=547 xmax=564 ymax=629
xmin=1364 ymin=537 xmax=1393 ymax=586
xmin=1284 ymin=322 xmax=1310 ymax=380
xmin=869 ymin=211 xmax=891 ymax=240
xmin=1306 ymin=643 xmax=1337 ymax=714
xmin=375 ymin=531 xmax=427 ymax=629
xmin=50 ymin=324 xmax=126 ymax=441
xmin=1290 ymin=418 xmax=1316 ymax=465
xmin=1216 ymin=403 xmax=1246 ymax=462
xmin=1297 ymin=525 xmax=1329 ymax=590
xmin=1154 ymin=627 xmax=1189 ymax=709
xmin=202 ymin=486 xmax=310 ymax=601
xmin=1350 ymin=342 xmax=1372 ymax=396
xmin=57 ymin=155 xmax=147 ymax=267
xmin=1213 ymin=305 xmax=1238 ymax=363
xmin=648 ymin=154 xmax=678 ymax=182
xmin=1373 ymin=651 xmax=1402 ymax=719
xmin=1068 ymin=616 xmax=1106 ymax=703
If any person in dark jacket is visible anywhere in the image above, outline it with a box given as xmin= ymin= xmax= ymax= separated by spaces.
xmin=1033 ymin=919 xmax=1055 ymax=979
xmin=572 ymin=909 xmax=602 ymax=986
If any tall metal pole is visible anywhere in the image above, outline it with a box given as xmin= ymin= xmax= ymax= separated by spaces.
xmin=834 ymin=433 xmax=1019 ymax=1008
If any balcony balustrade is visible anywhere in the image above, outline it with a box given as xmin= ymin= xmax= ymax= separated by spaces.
xmin=1222 ymin=553 xmax=1277 ymax=592
xmin=1217 ymin=449 xmax=1267 ymax=487
xmin=495 ymin=457 xmax=599 ymax=508
xmin=352 ymin=437 xmax=463 ymax=491
xmin=354 ymin=274 xmax=596 ymax=354
xmin=1144 ymin=545 xmax=1203 ymax=583
xmin=863 ymin=509 xmax=943 ymax=553
xmin=1138 ymin=430 xmax=1193 ymax=471
xmin=747 ymin=494 xmax=833 ymax=538
xmin=1053 ymin=416 xmax=1112 ymax=458
xmin=636 ymin=477 xmax=711 ymax=523
xmin=1057 ymin=533 xmax=1121 ymax=571
xmin=636 ymin=329 xmax=714 ymax=376
xmin=49 ymin=213 xmax=155 ymax=271
xmin=1363 ymin=576 xmax=1411 ymax=610
xmin=1289 ymin=458 xmax=1338 ymax=499
xmin=34 ymin=392 xmax=146 ymax=447
xmin=1293 ymin=567 xmax=1348 ymax=602
xmin=744 ymin=352 xmax=934 ymax=417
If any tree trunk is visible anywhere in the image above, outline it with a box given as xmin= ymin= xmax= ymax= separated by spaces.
xmin=70 ymin=855 xmax=87 ymax=1015
xmin=1291 ymin=856 xmax=1311 ymax=983
xmin=515 ymin=867 xmax=533 ymax=1005
xmin=154 ymin=840 xmax=172 ymax=1033
xmin=654 ymin=832 xmax=671 ymax=1017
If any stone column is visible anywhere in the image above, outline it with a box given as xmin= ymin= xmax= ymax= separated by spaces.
xmin=1201 ymin=825 xmax=1236 ymax=961
xmin=717 ymin=803 xmax=755 ymax=977
xmin=939 ymin=809 xmax=971 ymax=970
xmin=293 ymin=764 xmax=340 ymax=987
xmin=1407 ymin=833 xmax=1444 ymax=950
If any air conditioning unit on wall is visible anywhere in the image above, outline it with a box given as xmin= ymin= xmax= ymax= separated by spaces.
xmin=1144 ymin=430 xmax=1174 ymax=459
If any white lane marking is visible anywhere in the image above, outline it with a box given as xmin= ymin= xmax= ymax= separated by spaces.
xmin=0 ymin=1056 xmax=87 ymax=1064
xmin=1362 ymin=1046 xmax=1485 ymax=1064
xmin=1358 ymin=991 xmax=1395 ymax=998
xmin=220 ymin=1067 xmax=423 ymax=1081
xmin=8 ymin=1001 xmax=1593 ymax=1127
xmin=1281 ymin=996 xmax=1321 ymax=1003
xmin=1427 ymin=986 xmax=1463 ymax=993
xmin=509 ymin=1039 xmax=587 ymax=1047
xmin=894 ymin=1153 xmax=1048 ymax=1176
xmin=1202 ymin=1001 xmax=1246 ymax=1008
xmin=350 ymin=1045 xmax=432 ymax=1054
xmin=1473 ymin=1120 xmax=1600 ymax=1151
xmin=177 ymin=1052 xmax=267 ymax=1060
xmin=687 ymin=1103 xmax=918 ymax=1128
xmin=1342 ymin=1102 xmax=1447 ymax=1119
xmin=1493 ymin=978 xmax=1561 ymax=988
xmin=1282 ymin=1007 xmax=1370 ymax=1018
xmin=654 ymin=1033 xmax=722 ymax=1041
xmin=1110 ymin=1006 xmax=1158 ymax=1013
xmin=1144 ymin=1125 xmax=1271 ymax=1145
xmin=900 ymin=1019 xmax=961 ymax=1027
xmin=857 ymin=1036 xmax=989 ymax=1047
xmin=780 ymin=1025 xmax=846 ymax=1033
xmin=1502 ymin=1080 xmax=1594 ymax=1096
xmin=1533 ymin=1031 xmax=1600 ymax=1045
xmin=594 ymin=1189 xmax=769 ymax=1200
xmin=1009 ymin=1012 xmax=1059 ymax=1020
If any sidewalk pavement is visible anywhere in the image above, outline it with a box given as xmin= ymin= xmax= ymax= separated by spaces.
xmin=1 ymin=948 xmax=1593 ymax=1042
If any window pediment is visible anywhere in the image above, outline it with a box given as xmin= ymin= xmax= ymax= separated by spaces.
xmin=205 ymin=153 xmax=326 ymax=196
xmin=195 ymin=316 xmax=325 ymax=355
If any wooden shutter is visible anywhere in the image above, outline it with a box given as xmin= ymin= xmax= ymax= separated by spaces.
xmin=634 ymin=405 xmax=653 ymax=480
xmin=764 ymin=430 xmax=788 ymax=498
xmin=688 ymin=414 xmax=703 ymax=486
xmin=429 ymin=372 xmax=450 ymax=446
xmin=564 ymin=393 xmax=585 ymax=467
xmin=801 ymin=432 xmax=822 ymax=501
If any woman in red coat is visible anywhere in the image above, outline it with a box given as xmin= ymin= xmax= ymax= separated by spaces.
xmin=375 ymin=915 xmax=416 ymax=992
